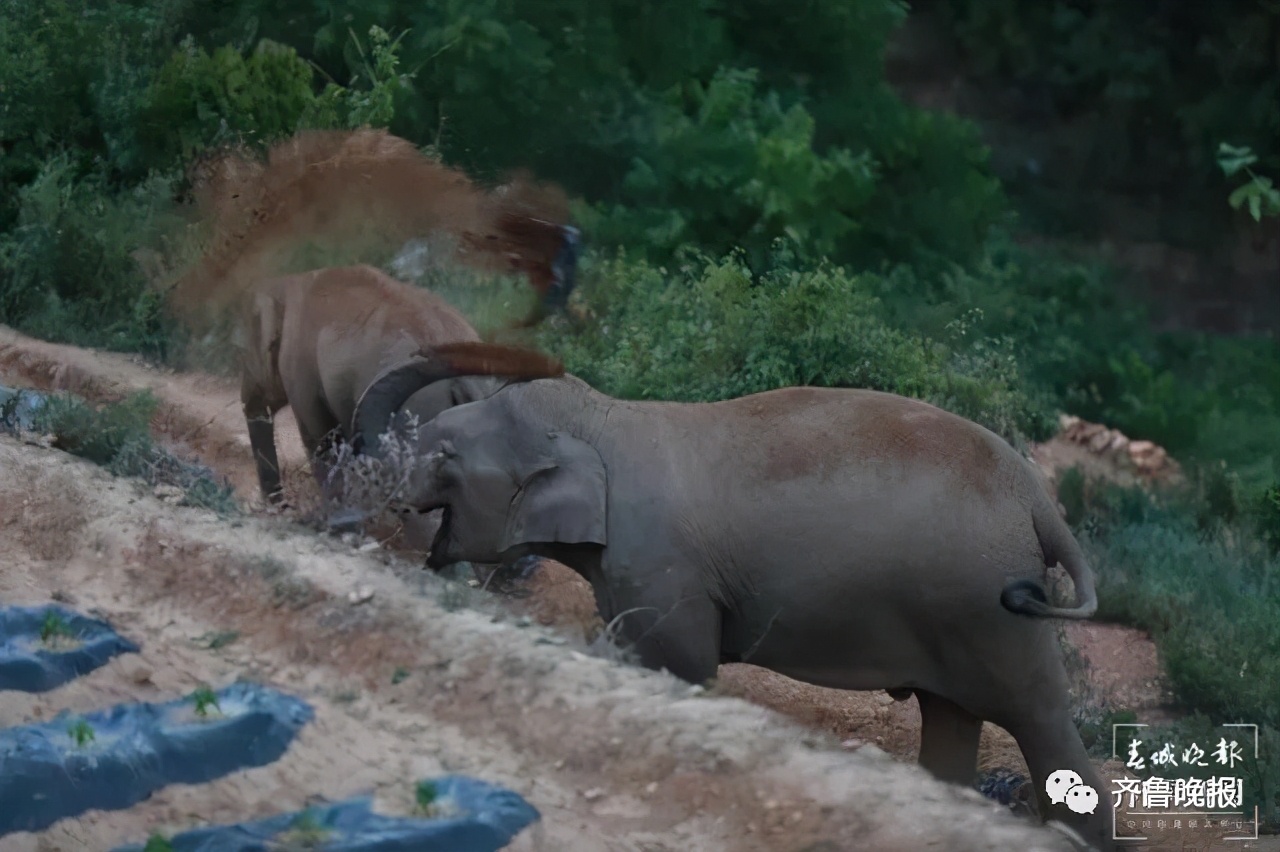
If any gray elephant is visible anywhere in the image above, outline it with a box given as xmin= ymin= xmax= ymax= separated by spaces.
xmin=352 ymin=342 xmax=1114 ymax=852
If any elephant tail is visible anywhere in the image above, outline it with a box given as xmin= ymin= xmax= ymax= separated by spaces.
xmin=1001 ymin=500 xmax=1099 ymax=620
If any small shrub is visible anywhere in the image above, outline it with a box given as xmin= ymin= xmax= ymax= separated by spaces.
xmin=1077 ymin=484 xmax=1280 ymax=730
xmin=142 ymin=834 xmax=175 ymax=852
xmin=30 ymin=391 xmax=158 ymax=468
xmin=276 ymin=809 xmax=330 ymax=849
xmin=191 ymin=684 xmax=222 ymax=719
xmin=39 ymin=610 xmax=77 ymax=648
xmin=0 ymin=158 xmax=180 ymax=358
xmin=108 ymin=438 xmax=239 ymax=515
xmin=67 ymin=718 xmax=96 ymax=748
xmin=415 ymin=780 xmax=438 ymax=812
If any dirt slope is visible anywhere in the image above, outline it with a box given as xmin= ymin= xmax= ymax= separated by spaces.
xmin=0 ymin=436 xmax=1082 ymax=852
xmin=0 ymin=324 xmax=1179 ymax=746
xmin=0 ymin=323 xmax=1192 ymax=850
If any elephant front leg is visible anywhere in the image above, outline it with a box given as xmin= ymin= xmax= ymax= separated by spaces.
xmin=242 ymin=387 xmax=285 ymax=505
xmin=607 ymin=591 xmax=723 ymax=687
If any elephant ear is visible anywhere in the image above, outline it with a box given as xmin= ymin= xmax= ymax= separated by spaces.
xmin=500 ymin=432 xmax=607 ymax=551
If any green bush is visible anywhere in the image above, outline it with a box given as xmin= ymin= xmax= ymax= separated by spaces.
xmin=136 ymin=38 xmax=320 ymax=166
xmin=31 ymin=391 xmax=159 ymax=467
xmin=0 ymin=156 xmax=180 ymax=357
xmin=16 ymin=390 xmax=239 ymax=513
xmin=584 ymin=68 xmax=880 ymax=270
xmin=138 ymin=25 xmax=415 ymax=167
xmin=1074 ymin=480 xmax=1280 ymax=729
xmin=537 ymin=249 xmax=1056 ymax=444
xmin=0 ymin=14 xmax=414 ymax=358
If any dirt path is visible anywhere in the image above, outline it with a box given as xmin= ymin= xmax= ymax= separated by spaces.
xmin=0 ymin=324 xmax=1182 ymax=850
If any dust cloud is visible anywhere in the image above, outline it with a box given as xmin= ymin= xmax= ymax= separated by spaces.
xmin=162 ymin=128 xmax=574 ymax=333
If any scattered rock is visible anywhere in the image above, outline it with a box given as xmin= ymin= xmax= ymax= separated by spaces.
xmin=126 ymin=661 xmax=154 ymax=685
xmin=347 ymin=586 xmax=374 ymax=605
xmin=581 ymin=787 xmax=606 ymax=802
xmin=153 ymin=484 xmax=185 ymax=504
xmin=1048 ymin=413 xmax=1183 ymax=483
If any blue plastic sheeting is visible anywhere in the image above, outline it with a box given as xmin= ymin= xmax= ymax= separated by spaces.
xmin=977 ymin=767 xmax=1033 ymax=814
xmin=0 ymin=603 xmax=141 ymax=693
xmin=0 ymin=681 xmax=314 ymax=837
xmin=0 ymin=384 xmax=47 ymax=432
xmin=113 ymin=775 xmax=542 ymax=852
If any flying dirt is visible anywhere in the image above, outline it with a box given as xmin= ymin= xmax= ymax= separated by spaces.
xmin=163 ymin=128 xmax=580 ymax=334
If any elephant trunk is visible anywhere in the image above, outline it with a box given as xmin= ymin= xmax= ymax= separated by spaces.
xmin=352 ymin=342 xmax=564 ymax=457
xmin=543 ymin=225 xmax=581 ymax=312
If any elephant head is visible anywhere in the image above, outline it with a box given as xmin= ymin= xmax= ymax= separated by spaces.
xmin=352 ymin=342 xmax=607 ymax=568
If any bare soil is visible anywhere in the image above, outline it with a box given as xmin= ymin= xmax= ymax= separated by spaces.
xmin=4 ymin=323 xmax=1265 ymax=852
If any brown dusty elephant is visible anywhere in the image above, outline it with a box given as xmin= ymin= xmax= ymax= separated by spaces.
xmin=237 ymin=265 xmax=534 ymax=542
xmin=350 ymin=342 xmax=1115 ymax=851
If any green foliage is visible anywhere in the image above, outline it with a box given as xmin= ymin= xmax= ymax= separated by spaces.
xmin=143 ymin=834 xmax=176 ymax=852
xmin=0 ymin=156 xmax=179 ymax=357
xmin=12 ymin=389 xmax=239 ymax=513
xmin=934 ymin=0 xmax=1280 ymax=241
xmin=276 ymin=808 xmax=331 ymax=848
xmin=192 ymin=684 xmax=221 ymax=718
xmin=538 ymin=250 xmax=1055 ymax=443
xmin=415 ymin=780 xmax=439 ymax=812
xmin=137 ymin=38 xmax=319 ymax=165
xmin=1073 ymin=480 xmax=1280 ymax=730
xmin=586 ymin=68 xmax=880 ymax=269
xmin=67 ymin=718 xmax=96 ymax=748
xmin=32 ymin=391 xmax=159 ymax=467
xmin=0 ymin=0 xmax=188 ymax=200
xmin=304 ymin=25 xmax=416 ymax=131
xmin=1217 ymin=143 xmax=1280 ymax=222
xmin=173 ymin=0 xmax=1003 ymax=273
xmin=0 ymin=14 xmax=412 ymax=356
xmin=40 ymin=610 xmax=76 ymax=647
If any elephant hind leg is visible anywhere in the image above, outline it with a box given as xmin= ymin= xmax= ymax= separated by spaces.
xmin=1003 ymin=707 xmax=1114 ymax=851
xmin=976 ymin=634 xmax=1116 ymax=852
xmin=916 ymin=690 xmax=983 ymax=786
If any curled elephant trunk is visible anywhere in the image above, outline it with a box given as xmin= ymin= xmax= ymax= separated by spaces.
xmin=351 ymin=342 xmax=564 ymax=457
